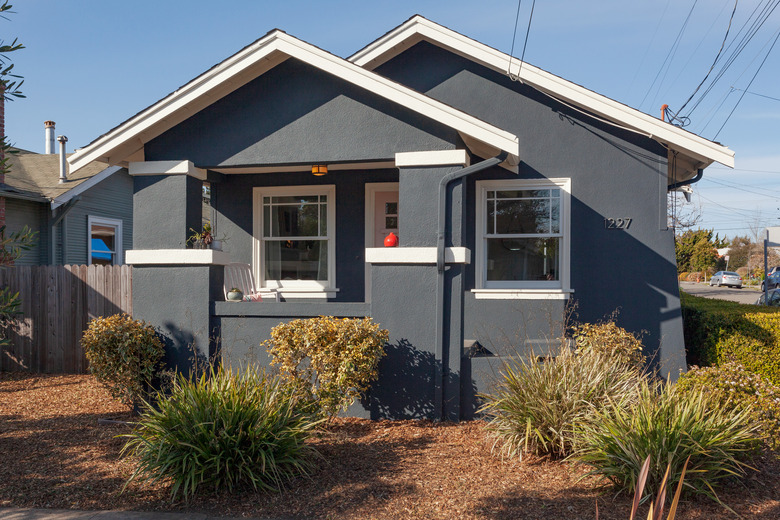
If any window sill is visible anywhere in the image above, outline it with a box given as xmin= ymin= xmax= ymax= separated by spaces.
xmin=471 ymin=289 xmax=573 ymax=300
xmin=263 ymin=287 xmax=340 ymax=300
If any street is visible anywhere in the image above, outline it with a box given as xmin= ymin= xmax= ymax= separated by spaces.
xmin=679 ymin=281 xmax=761 ymax=305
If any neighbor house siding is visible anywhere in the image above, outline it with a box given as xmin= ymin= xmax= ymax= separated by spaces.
xmin=4 ymin=198 xmax=47 ymax=265
xmin=62 ymin=170 xmax=133 ymax=265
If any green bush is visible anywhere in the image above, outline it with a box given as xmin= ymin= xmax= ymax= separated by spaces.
xmin=82 ymin=314 xmax=164 ymax=409
xmin=575 ymin=379 xmax=761 ymax=502
xmin=122 ymin=365 xmax=321 ymax=499
xmin=681 ymin=292 xmax=780 ymax=386
xmin=677 ymin=362 xmax=780 ymax=449
xmin=572 ymin=321 xmax=646 ymax=368
xmin=263 ymin=316 xmax=388 ymax=419
xmin=480 ymin=346 xmax=644 ymax=460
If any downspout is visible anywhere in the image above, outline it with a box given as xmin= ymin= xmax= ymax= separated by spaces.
xmin=667 ymin=168 xmax=703 ymax=191
xmin=434 ymin=151 xmax=510 ymax=421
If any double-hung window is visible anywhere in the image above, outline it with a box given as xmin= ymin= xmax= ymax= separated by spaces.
xmin=475 ymin=178 xmax=570 ymax=297
xmin=253 ymin=185 xmax=336 ymax=298
xmin=87 ymin=216 xmax=123 ymax=265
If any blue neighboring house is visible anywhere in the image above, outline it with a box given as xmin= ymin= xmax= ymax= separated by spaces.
xmin=67 ymin=16 xmax=734 ymax=420
xmin=2 ymin=146 xmax=132 ymax=266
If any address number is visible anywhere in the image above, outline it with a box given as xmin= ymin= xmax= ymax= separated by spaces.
xmin=605 ymin=218 xmax=632 ymax=229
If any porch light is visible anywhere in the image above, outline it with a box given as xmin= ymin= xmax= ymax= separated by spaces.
xmin=312 ymin=164 xmax=328 ymax=176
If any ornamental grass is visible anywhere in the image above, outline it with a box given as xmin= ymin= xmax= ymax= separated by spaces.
xmin=575 ymin=379 xmax=762 ymax=503
xmin=122 ymin=365 xmax=322 ymax=500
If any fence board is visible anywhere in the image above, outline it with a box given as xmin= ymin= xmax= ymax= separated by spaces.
xmin=0 ymin=264 xmax=132 ymax=373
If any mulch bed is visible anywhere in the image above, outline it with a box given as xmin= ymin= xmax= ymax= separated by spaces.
xmin=1 ymin=372 xmax=779 ymax=519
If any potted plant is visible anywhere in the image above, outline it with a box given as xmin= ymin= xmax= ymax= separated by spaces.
xmin=187 ymin=222 xmax=227 ymax=250
xmin=227 ymin=288 xmax=243 ymax=301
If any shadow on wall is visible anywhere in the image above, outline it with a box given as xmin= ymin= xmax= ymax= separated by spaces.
xmin=0 ymin=264 xmax=131 ymax=374
xmin=365 ymin=338 xmax=478 ymax=421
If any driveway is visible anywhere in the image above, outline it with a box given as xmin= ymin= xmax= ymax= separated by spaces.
xmin=679 ymin=281 xmax=760 ymax=305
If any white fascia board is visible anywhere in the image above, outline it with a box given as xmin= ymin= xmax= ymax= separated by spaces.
xmin=395 ymin=149 xmax=469 ymax=167
xmin=365 ymin=247 xmax=470 ymax=264
xmin=50 ymin=165 xmax=123 ymax=210
xmin=69 ymin=30 xmax=519 ymax=174
xmin=351 ymin=17 xmax=734 ymax=168
xmin=129 ymin=160 xmax=207 ymax=180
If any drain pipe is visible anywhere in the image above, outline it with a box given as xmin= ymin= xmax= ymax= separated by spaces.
xmin=667 ymin=168 xmax=703 ymax=191
xmin=434 ymin=151 xmax=510 ymax=421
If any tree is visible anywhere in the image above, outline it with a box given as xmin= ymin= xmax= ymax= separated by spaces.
xmin=0 ymin=1 xmax=36 ymax=347
xmin=675 ymin=229 xmax=722 ymax=274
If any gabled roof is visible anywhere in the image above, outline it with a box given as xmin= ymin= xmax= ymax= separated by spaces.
xmin=349 ymin=15 xmax=735 ymax=169
xmin=5 ymin=148 xmax=123 ymax=208
xmin=68 ymin=30 xmax=520 ymax=173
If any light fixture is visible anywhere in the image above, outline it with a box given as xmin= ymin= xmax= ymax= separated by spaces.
xmin=312 ymin=164 xmax=328 ymax=176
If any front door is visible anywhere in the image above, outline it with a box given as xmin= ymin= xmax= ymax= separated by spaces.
xmin=365 ymin=183 xmax=399 ymax=302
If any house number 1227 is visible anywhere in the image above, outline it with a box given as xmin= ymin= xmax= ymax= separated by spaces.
xmin=604 ymin=218 xmax=632 ymax=229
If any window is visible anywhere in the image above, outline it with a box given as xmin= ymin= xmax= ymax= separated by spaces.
xmin=253 ymin=185 xmax=336 ymax=296
xmin=88 ymin=216 xmax=123 ymax=265
xmin=475 ymin=179 xmax=570 ymax=296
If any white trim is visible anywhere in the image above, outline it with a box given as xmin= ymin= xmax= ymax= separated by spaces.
xmin=365 ymin=247 xmax=471 ymax=264
xmin=68 ymin=30 xmax=519 ymax=173
xmin=128 ymin=160 xmax=207 ymax=180
xmin=125 ymin=249 xmax=231 ymax=265
xmin=252 ymin=184 xmax=337 ymax=295
xmin=364 ymin=182 xmax=400 ymax=303
xmin=51 ymin=165 xmax=123 ymax=210
xmin=475 ymin=178 xmax=571 ymax=292
xmin=472 ymin=289 xmax=572 ymax=300
xmin=350 ymin=16 xmax=734 ymax=168
xmin=395 ymin=149 xmax=470 ymax=168
xmin=87 ymin=215 xmax=124 ymax=265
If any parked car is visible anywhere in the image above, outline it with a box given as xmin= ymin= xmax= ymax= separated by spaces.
xmin=709 ymin=271 xmax=742 ymax=288
xmin=768 ymin=266 xmax=780 ymax=276
xmin=761 ymin=272 xmax=780 ymax=291
xmin=756 ymin=288 xmax=780 ymax=306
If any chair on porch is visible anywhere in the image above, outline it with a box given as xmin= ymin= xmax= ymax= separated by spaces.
xmin=223 ymin=263 xmax=280 ymax=302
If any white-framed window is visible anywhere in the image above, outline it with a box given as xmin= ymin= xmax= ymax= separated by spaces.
xmin=87 ymin=215 xmax=123 ymax=265
xmin=252 ymin=185 xmax=336 ymax=298
xmin=474 ymin=178 xmax=571 ymax=298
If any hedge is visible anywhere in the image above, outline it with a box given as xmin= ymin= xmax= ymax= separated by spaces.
xmin=681 ymin=292 xmax=780 ymax=386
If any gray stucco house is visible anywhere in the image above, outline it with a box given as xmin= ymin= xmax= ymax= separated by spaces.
xmin=67 ymin=16 xmax=734 ymax=420
xmin=2 ymin=146 xmax=132 ymax=266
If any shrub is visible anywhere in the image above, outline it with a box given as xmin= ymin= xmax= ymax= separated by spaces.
xmin=572 ymin=321 xmax=646 ymax=368
xmin=575 ymin=379 xmax=761 ymax=502
xmin=678 ymin=271 xmax=689 ymax=282
xmin=677 ymin=363 xmax=780 ymax=449
xmin=681 ymin=292 xmax=780 ymax=385
xmin=82 ymin=314 xmax=164 ymax=409
xmin=122 ymin=365 xmax=320 ymax=499
xmin=263 ymin=316 xmax=388 ymax=418
xmin=480 ymin=347 xmax=644 ymax=460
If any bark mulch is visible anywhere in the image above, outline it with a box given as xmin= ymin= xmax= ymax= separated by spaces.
xmin=1 ymin=373 xmax=779 ymax=519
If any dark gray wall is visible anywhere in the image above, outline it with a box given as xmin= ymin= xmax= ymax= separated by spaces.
xmin=213 ymin=169 xmax=398 ymax=302
xmin=5 ymin=198 xmax=47 ymax=265
xmin=62 ymin=170 xmax=133 ymax=265
xmin=145 ymin=58 xmax=457 ymax=167
xmin=133 ymin=174 xmax=203 ymax=249
xmin=376 ymin=42 xmax=686 ymax=378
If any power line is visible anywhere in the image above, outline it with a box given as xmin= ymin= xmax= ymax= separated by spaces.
xmin=714 ymin=26 xmax=780 ymax=138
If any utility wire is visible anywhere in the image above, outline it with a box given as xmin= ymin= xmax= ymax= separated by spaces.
xmin=732 ymin=88 xmax=780 ymax=102
xmin=673 ymin=0 xmax=738 ymax=117
xmin=714 ymin=26 xmax=780 ymax=138
xmin=507 ymin=0 xmax=523 ymax=79
xmin=518 ymin=0 xmax=537 ymax=77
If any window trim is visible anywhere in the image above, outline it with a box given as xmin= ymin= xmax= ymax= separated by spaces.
xmin=252 ymin=185 xmax=336 ymax=296
xmin=474 ymin=178 xmax=571 ymax=296
xmin=87 ymin=215 xmax=123 ymax=265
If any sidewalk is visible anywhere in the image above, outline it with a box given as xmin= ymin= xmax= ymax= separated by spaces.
xmin=0 ymin=509 xmax=269 ymax=520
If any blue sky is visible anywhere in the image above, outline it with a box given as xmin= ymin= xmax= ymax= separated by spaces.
xmin=4 ymin=0 xmax=780 ymax=240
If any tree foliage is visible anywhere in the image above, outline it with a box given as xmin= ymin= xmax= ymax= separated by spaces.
xmin=675 ymin=229 xmax=726 ymax=274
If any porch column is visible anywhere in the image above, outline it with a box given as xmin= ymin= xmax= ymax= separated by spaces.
xmin=366 ymin=150 xmax=470 ymax=421
xmin=126 ymin=161 xmax=225 ymax=374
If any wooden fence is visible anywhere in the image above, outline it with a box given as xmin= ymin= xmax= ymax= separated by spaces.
xmin=0 ymin=264 xmax=132 ymax=373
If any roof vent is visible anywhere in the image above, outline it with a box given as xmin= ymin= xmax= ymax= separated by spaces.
xmin=57 ymin=135 xmax=68 ymax=183
xmin=44 ymin=121 xmax=55 ymax=154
